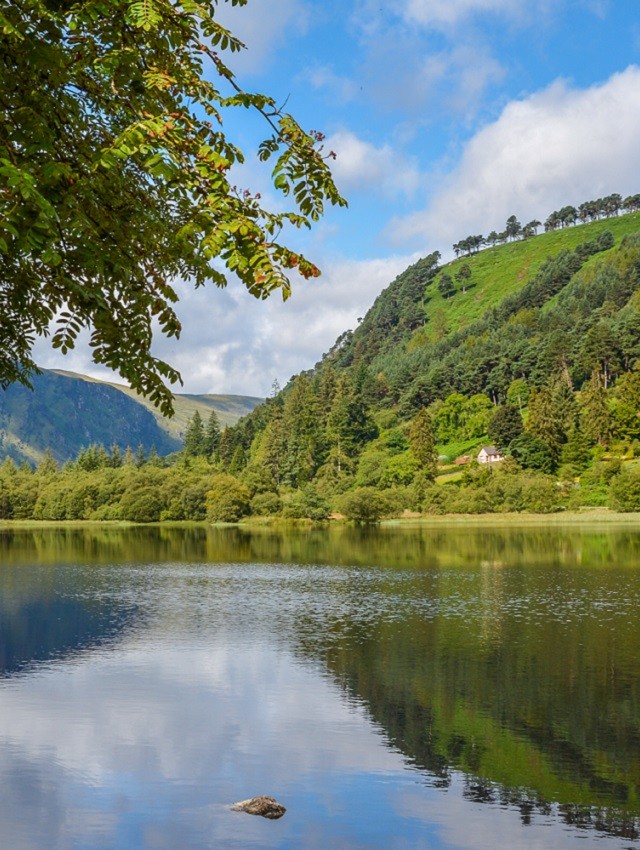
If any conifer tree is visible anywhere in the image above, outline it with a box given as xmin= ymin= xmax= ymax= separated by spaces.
xmin=610 ymin=370 xmax=640 ymax=440
xmin=204 ymin=411 xmax=222 ymax=457
xmin=408 ymin=408 xmax=438 ymax=479
xmin=183 ymin=411 xmax=206 ymax=457
xmin=488 ymin=405 xmax=523 ymax=451
xmin=580 ymin=370 xmax=612 ymax=446
xmin=37 ymin=449 xmax=58 ymax=477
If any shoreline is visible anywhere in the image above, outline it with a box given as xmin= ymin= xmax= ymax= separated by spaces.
xmin=380 ymin=509 xmax=640 ymax=527
xmin=1 ymin=509 xmax=640 ymax=530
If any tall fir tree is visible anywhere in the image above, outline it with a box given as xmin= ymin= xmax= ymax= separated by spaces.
xmin=580 ymin=370 xmax=612 ymax=446
xmin=408 ymin=408 xmax=438 ymax=480
xmin=183 ymin=411 xmax=206 ymax=457
xmin=487 ymin=404 xmax=524 ymax=451
xmin=204 ymin=411 xmax=222 ymax=457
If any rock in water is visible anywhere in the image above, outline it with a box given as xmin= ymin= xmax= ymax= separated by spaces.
xmin=230 ymin=796 xmax=286 ymax=819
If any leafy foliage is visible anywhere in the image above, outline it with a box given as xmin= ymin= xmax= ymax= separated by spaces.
xmin=1 ymin=0 xmax=346 ymax=414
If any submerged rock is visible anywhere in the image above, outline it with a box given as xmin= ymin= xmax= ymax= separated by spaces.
xmin=230 ymin=795 xmax=286 ymax=819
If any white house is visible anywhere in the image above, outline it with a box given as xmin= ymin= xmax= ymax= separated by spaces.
xmin=477 ymin=445 xmax=504 ymax=464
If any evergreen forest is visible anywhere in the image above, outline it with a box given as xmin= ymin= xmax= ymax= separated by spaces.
xmin=3 ymin=204 xmax=640 ymax=522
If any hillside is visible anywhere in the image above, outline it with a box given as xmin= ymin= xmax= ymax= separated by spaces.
xmin=0 ymin=370 xmax=262 ymax=465
xmin=52 ymin=370 xmax=262 ymax=438
xmin=212 ymin=208 xmax=640 ymax=517
xmin=3 ymin=208 xmax=640 ymax=522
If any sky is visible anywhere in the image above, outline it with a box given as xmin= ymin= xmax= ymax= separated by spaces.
xmin=35 ymin=0 xmax=640 ymax=398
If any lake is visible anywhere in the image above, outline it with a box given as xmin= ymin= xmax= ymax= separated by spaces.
xmin=1 ymin=522 xmax=639 ymax=850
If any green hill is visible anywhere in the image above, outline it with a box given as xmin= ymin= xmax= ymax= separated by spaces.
xmin=216 ymin=208 xmax=640 ymax=516
xmin=0 ymin=370 xmax=262 ymax=464
xmin=422 ymin=212 xmax=640 ymax=337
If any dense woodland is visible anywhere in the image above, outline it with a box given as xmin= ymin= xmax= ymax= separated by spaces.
xmin=3 ymin=206 xmax=640 ymax=522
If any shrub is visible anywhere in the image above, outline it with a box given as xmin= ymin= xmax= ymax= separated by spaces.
xmin=609 ymin=465 xmax=640 ymax=512
xmin=251 ymin=492 xmax=282 ymax=516
xmin=206 ymin=474 xmax=251 ymax=522
xmin=519 ymin=475 xmax=562 ymax=513
xmin=299 ymin=487 xmax=331 ymax=521
xmin=380 ymin=452 xmax=419 ymax=487
xmin=118 ymin=487 xmax=164 ymax=522
xmin=421 ymin=484 xmax=448 ymax=514
xmin=281 ymin=487 xmax=330 ymax=520
xmin=337 ymin=487 xmax=394 ymax=523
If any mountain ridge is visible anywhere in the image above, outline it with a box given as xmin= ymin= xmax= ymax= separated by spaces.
xmin=0 ymin=369 xmax=262 ymax=465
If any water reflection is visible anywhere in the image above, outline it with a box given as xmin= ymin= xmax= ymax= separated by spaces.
xmin=0 ymin=524 xmax=639 ymax=849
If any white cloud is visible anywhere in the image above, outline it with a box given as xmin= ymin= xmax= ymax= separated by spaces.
xmin=401 ymin=0 xmax=524 ymax=28
xmin=213 ymin=0 xmax=311 ymax=75
xmin=325 ymin=130 xmax=425 ymax=199
xmin=298 ymin=64 xmax=359 ymax=104
xmin=354 ymin=0 xmax=552 ymax=33
xmin=350 ymin=12 xmax=507 ymax=119
xmin=156 ymin=252 xmax=415 ymax=395
xmin=389 ymin=66 xmax=640 ymax=250
xmin=415 ymin=44 xmax=505 ymax=114
xmin=34 ymin=252 xmax=415 ymax=397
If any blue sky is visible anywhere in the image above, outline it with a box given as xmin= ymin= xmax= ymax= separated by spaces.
xmin=36 ymin=0 xmax=640 ymax=397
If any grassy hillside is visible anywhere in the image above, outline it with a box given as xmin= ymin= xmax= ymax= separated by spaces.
xmin=212 ymin=209 xmax=640 ymax=517
xmin=0 ymin=370 xmax=180 ymax=464
xmin=416 ymin=212 xmax=640 ymax=347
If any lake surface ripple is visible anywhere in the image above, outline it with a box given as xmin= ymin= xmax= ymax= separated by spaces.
xmin=1 ymin=523 xmax=639 ymax=849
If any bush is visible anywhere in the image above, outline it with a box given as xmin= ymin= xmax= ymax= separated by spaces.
xmin=251 ymin=491 xmax=282 ymax=516
xmin=519 ymin=475 xmax=562 ymax=513
xmin=206 ymin=474 xmax=250 ymax=522
xmin=281 ymin=487 xmax=330 ymax=520
xmin=119 ymin=487 xmax=164 ymax=522
xmin=609 ymin=465 xmax=640 ymax=511
xmin=337 ymin=487 xmax=394 ymax=523
xmin=421 ymin=484 xmax=448 ymax=514
xmin=380 ymin=452 xmax=418 ymax=487
xmin=446 ymin=487 xmax=495 ymax=514
xmin=299 ymin=487 xmax=331 ymax=521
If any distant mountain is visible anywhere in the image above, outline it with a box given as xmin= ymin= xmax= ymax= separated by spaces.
xmin=0 ymin=370 xmax=262 ymax=465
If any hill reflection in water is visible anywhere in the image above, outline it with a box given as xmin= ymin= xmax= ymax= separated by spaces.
xmin=0 ymin=523 xmax=639 ymax=849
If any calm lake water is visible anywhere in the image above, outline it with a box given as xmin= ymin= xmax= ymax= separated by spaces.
xmin=1 ymin=522 xmax=640 ymax=850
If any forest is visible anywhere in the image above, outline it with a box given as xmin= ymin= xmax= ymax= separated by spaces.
xmin=2 ymin=206 xmax=640 ymax=523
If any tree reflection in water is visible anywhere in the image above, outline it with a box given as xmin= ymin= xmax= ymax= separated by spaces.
xmin=1 ymin=522 xmax=640 ymax=845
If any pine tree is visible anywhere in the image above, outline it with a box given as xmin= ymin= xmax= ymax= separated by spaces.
xmin=258 ymin=407 xmax=287 ymax=485
xmin=580 ymin=370 xmax=612 ymax=446
xmin=37 ymin=449 xmax=58 ymax=477
xmin=110 ymin=444 xmax=123 ymax=468
xmin=218 ymin=426 xmax=239 ymax=468
xmin=487 ymin=405 xmax=523 ymax=451
xmin=610 ymin=370 xmax=640 ymax=440
xmin=123 ymin=446 xmax=136 ymax=466
xmin=204 ymin=411 xmax=222 ymax=457
xmin=438 ymin=274 xmax=455 ymax=299
xmin=135 ymin=444 xmax=147 ymax=467
xmin=408 ymin=408 xmax=438 ymax=479
xmin=327 ymin=375 xmax=378 ymax=461
xmin=527 ymin=376 xmax=576 ymax=458
xmin=183 ymin=411 xmax=206 ymax=457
